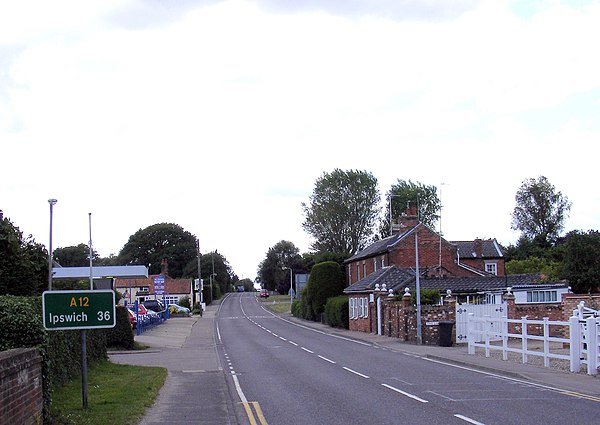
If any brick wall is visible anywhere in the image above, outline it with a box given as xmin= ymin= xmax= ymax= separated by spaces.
xmin=0 ymin=348 xmax=43 ymax=425
xmin=505 ymin=298 xmax=565 ymax=337
xmin=350 ymin=291 xmax=600 ymax=343
xmin=356 ymin=293 xmax=456 ymax=345
xmin=562 ymin=293 xmax=600 ymax=319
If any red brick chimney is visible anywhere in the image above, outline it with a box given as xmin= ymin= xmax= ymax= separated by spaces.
xmin=399 ymin=205 xmax=419 ymax=228
xmin=474 ymin=239 xmax=482 ymax=257
xmin=160 ymin=258 xmax=169 ymax=276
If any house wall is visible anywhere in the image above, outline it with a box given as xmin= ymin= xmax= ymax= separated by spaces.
xmin=460 ymin=257 xmax=505 ymax=277
xmin=388 ymin=227 xmax=458 ymax=275
xmin=348 ymin=295 xmax=373 ymax=333
xmin=0 ymin=348 xmax=43 ymax=425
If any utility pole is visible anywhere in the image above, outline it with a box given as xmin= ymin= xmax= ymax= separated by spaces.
xmin=196 ymin=240 xmax=202 ymax=315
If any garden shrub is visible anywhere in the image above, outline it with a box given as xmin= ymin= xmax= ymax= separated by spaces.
xmin=104 ymin=306 xmax=134 ymax=350
xmin=178 ymin=295 xmax=191 ymax=309
xmin=304 ymin=262 xmax=345 ymax=318
xmin=324 ymin=295 xmax=349 ymax=329
xmin=291 ymin=300 xmax=302 ymax=318
xmin=410 ymin=289 xmax=441 ymax=305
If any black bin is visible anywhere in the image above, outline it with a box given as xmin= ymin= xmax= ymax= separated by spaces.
xmin=438 ymin=321 xmax=455 ymax=347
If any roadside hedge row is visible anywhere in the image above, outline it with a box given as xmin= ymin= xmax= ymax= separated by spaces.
xmin=0 ymin=295 xmax=109 ymax=422
xmin=105 ymin=306 xmax=134 ymax=350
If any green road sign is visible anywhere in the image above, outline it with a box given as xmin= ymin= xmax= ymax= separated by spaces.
xmin=42 ymin=290 xmax=116 ymax=330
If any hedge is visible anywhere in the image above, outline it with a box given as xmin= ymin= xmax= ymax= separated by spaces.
xmin=303 ymin=262 xmax=345 ymax=318
xmin=0 ymin=295 xmax=108 ymax=422
xmin=104 ymin=306 xmax=134 ymax=350
xmin=324 ymin=295 xmax=349 ymax=329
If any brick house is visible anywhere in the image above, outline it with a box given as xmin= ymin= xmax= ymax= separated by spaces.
xmin=343 ymin=208 xmax=569 ymax=335
xmin=115 ymin=259 xmax=192 ymax=307
xmin=345 ymin=207 xmax=505 ymax=286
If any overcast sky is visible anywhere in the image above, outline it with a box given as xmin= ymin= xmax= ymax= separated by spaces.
xmin=2 ymin=0 xmax=599 ymax=280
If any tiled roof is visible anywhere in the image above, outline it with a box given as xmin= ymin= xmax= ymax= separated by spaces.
xmin=344 ymin=267 xmax=567 ymax=295
xmin=344 ymin=226 xmax=418 ymax=263
xmin=345 ymin=228 xmax=503 ymax=264
xmin=115 ymin=275 xmax=191 ymax=295
xmin=344 ymin=266 xmax=415 ymax=293
xmin=452 ymin=239 xmax=503 ymax=258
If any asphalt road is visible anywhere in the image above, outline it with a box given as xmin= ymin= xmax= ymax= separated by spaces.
xmin=216 ymin=293 xmax=599 ymax=425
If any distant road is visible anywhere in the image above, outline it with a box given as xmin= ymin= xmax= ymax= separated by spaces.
xmin=216 ymin=293 xmax=599 ymax=425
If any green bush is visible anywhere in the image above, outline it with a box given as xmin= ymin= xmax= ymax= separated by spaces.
xmin=212 ymin=282 xmax=222 ymax=300
xmin=411 ymin=289 xmax=441 ymax=305
xmin=178 ymin=295 xmax=191 ymax=309
xmin=291 ymin=300 xmax=302 ymax=318
xmin=104 ymin=306 xmax=134 ymax=350
xmin=324 ymin=295 xmax=349 ymax=329
xmin=0 ymin=295 xmax=108 ymax=423
xmin=304 ymin=262 xmax=345 ymax=318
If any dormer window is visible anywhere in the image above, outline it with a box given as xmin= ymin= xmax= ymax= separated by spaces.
xmin=485 ymin=262 xmax=497 ymax=275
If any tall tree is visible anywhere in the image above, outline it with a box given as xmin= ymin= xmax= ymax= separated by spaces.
xmin=561 ymin=230 xmax=600 ymax=294
xmin=511 ymin=176 xmax=571 ymax=246
xmin=257 ymin=240 xmax=304 ymax=293
xmin=53 ymin=243 xmax=99 ymax=267
xmin=302 ymin=169 xmax=380 ymax=254
xmin=380 ymin=179 xmax=441 ymax=237
xmin=117 ymin=223 xmax=197 ymax=278
xmin=0 ymin=216 xmax=47 ymax=295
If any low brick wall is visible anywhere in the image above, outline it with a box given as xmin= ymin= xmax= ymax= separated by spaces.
xmin=562 ymin=294 xmax=600 ymax=317
xmin=367 ymin=295 xmax=455 ymax=345
xmin=0 ymin=348 xmax=43 ymax=425
xmin=351 ymin=292 xmax=600 ymax=344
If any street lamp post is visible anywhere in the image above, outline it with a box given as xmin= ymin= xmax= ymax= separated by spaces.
xmin=48 ymin=199 xmax=57 ymax=290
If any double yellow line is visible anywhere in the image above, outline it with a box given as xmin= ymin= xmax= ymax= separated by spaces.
xmin=241 ymin=401 xmax=268 ymax=425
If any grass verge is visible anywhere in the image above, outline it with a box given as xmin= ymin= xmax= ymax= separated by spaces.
xmin=50 ymin=360 xmax=167 ymax=425
xmin=257 ymin=294 xmax=293 ymax=314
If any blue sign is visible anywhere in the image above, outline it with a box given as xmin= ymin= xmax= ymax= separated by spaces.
xmin=154 ymin=275 xmax=165 ymax=295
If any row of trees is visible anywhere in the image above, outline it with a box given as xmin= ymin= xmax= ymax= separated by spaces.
xmin=0 ymin=219 xmax=239 ymax=297
xmin=258 ymin=170 xmax=599 ymax=294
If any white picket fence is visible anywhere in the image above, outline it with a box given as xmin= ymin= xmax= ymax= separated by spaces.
xmin=467 ymin=308 xmax=600 ymax=376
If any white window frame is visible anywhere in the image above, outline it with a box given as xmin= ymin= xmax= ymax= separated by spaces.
xmin=362 ymin=297 xmax=369 ymax=318
xmin=485 ymin=262 xmax=498 ymax=275
xmin=526 ymin=290 xmax=558 ymax=303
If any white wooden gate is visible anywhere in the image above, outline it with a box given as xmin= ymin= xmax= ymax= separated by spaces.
xmin=455 ymin=302 xmax=507 ymax=343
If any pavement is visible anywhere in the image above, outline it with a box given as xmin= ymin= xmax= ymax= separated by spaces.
xmin=109 ymin=300 xmax=600 ymax=425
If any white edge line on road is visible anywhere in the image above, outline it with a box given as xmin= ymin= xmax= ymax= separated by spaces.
xmin=342 ymin=366 xmax=369 ymax=379
xmin=382 ymin=384 xmax=428 ymax=403
xmin=232 ymin=373 xmax=248 ymax=404
xmin=301 ymin=347 xmax=314 ymax=354
xmin=454 ymin=414 xmax=486 ymax=425
xmin=216 ymin=322 xmax=221 ymax=343
xmin=318 ymin=355 xmax=336 ymax=364
xmin=288 ymin=341 xmax=298 ymax=346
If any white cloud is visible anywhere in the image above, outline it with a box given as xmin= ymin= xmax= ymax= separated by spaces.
xmin=1 ymin=0 xmax=599 ymax=279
